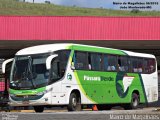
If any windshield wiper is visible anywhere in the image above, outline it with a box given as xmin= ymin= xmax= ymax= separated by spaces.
xmin=27 ymin=56 xmax=36 ymax=89
xmin=11 ymin=62 xmax=22 ymax=90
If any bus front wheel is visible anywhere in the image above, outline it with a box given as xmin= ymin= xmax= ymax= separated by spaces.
xmin=34 ymin=106 xmax=44 ymax=113
xmin=67 ymin=92 xmax=81 ymax=111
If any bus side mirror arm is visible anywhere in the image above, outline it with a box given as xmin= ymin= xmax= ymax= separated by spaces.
xmin=46 ymin=54 xmax=58 ymax=70
xmin=71 ymin=65 xmax=75 ymax=71
xmin=71 ymin=62 xmax=75 ymax=71
xmin=2 ymin=58 xmax=14 ymax=74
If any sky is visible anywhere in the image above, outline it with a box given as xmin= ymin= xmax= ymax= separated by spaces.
xmin=27 ymin=0 xmax=160 ymax=11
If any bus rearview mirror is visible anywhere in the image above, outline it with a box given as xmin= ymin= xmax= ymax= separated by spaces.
xmin=46 ymin=54 xmax=58 ymax=70
xmin=2 ymin=58 xmax=14 ymax=74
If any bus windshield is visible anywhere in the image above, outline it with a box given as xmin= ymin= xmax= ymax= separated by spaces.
xmin=10 ymin=54 xmax=50 ymax=90
xmin=10 ymin=50 xmax=71 ymax=90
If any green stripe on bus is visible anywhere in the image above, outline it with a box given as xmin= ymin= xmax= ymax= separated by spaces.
xmin=72 ymin=45 xmax=127 ymax=55
xmin=9 ymin=87 xmax=46 ymax=96
xmin=75 ymin=71 xmax=146 ymax=104
xmin=74 ymin=71 xmax=96 ymax=103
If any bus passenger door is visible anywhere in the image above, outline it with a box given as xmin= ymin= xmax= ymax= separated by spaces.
xmin=49 ymin=57 xmax=62 ymax=104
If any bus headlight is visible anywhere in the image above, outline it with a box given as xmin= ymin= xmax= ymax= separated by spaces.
xmin=36 ymin=92 xmax=44 ymax=96
xmin=10 ymin=94 xmax=15 ymax=97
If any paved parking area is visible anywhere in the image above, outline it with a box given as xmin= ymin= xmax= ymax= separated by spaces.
xmin=0 ymin=107 xmax=160 ymax=120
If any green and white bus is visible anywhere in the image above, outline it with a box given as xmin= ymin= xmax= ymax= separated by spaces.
xmin=6 ymin=43 xmax=158 ymax=112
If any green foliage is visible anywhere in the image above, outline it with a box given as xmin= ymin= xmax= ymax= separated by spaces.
xmin=131 ymin=9 xmax=140 ymax=14
xmin=0 ymin=0 xmax=160 ymax=16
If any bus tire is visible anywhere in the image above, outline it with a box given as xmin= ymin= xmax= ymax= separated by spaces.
xmin=67 ymin=92 xmax=81 ymax=111
xmin=124 ymin=93 xmax=139 ymax=110
xmin=34 ymin=106 xmax=44 ymax=113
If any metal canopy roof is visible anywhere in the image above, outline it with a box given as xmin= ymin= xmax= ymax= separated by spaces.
xmin=0 ymin=16 xmax=160 ymax=41
xmin=0 ymin=16 xmax=160 ymax=58
xmin=1 ymin=40 xmax=160 ymax=58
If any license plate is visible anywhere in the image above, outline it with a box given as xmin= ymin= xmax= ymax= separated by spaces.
xmin=22 ymin=100 xmax=29 ymax=105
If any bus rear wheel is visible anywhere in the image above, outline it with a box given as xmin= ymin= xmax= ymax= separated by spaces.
xmin=124 ymin=93 xmax=139 ymax=110
xmin=67 ymin=93 xmax=81 ymax=111
xmin=34 ymin=106 xmax=44 ymax=113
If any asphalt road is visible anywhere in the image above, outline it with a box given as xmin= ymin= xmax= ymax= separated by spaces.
xmin=0 ymin=108 xmax=160 ymax=120
xmin=0 ymin=97 xmax=160 ymax=120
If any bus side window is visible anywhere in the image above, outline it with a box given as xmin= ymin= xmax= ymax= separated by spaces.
xmin=149 ymin=59 xmax=156 ymax=73
xmin=57 ymin=50 xmax=71 ymax=77
xmin=103 ymin=55 xmax=108 ymax=71
xmin=50 ymin=58 xmax=60 ymax=81
xmin=88 ymin=53 xmax=91 ymax=70
xmin=137 ymin=58 xmax=143 ymax=73
xmin=89 ymin=53 xmax=102 ymax=71
xmin=108 ymin=55 xmax=117 ymax=71
xmin=143 ymin=59 xmax=148 ymax=73
xmin=131 ymin=57 xmax=138 ymax=73
xmin=73 ymin=51 xmax=88 ymax=70
xmin=131 ymin=57 xmax=143 ymax=73
xmin=144 ymin=58 xmax=156 ymax=74
xmin=118 ymin=56 xmax=128 ymax=72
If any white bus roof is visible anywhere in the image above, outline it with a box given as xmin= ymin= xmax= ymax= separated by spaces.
xmin=16 ymin=43 xmax=71 ymax=55
xmin=15 ymin=43 xmax=155 ymax=58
